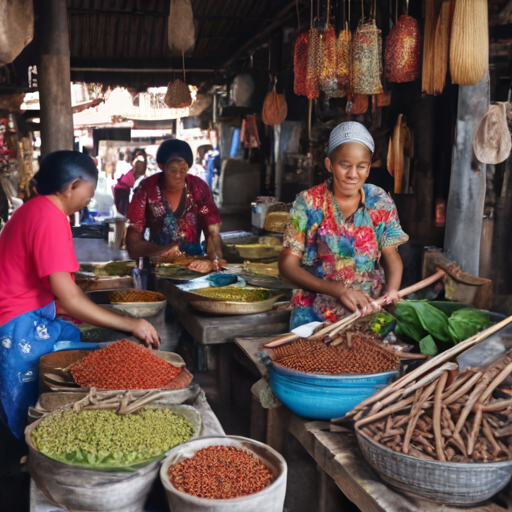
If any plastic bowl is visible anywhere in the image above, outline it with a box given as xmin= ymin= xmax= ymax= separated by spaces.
xmin=160 ymin=435 xmax=287 ymax=512
xmin=268 ymin=363 xmax=399 ymax=420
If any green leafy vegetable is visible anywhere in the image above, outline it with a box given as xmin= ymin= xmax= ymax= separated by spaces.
xmin=394 ymin=303 xmax=428 ymax=342
xmin=395 ymin=302 xmax=451 ymax=342
xmin=419 ymin=335 xmax=438 ymax=355
xmin=448 ymin=308 xmax=492 ymax=343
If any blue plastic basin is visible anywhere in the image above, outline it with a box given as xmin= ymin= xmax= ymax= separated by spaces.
xmin=268 ymin=363 xmax=399 ymax=420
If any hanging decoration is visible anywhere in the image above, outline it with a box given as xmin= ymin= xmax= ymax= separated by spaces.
xmin=164 ymin=79 xmax=192 ymax=109
xmin=351 ymin=0 xmax=383 ymax=96
xmin=347 ymin=94 xmax=369 ymax=115
xmin=294 ymin=32 xmax=310 ymax=96
xmin=306 ymin=0 xmax=320 ymax=99
xmin=421 ymin=0 xmax=436 ymax=94
xmin=432 ymin=0 xmax=452 ymax=94
xmin=337 ymin=27 xmax=352 ymax=96
xmin=0 ymin=0 xmax=33 ymax=65
xmin=262 ymin=78 xmax=288 ymax=126
xmin=319 ymin=25 xmax=339 ymax=97
xmin=473 ymin=103 xmax=512 ymax=165
xmin=293 ymin=0 xmax=309 ymax=97
xmin=384 ymin=0 xmax=421 ymax=83
xmin=241 ymin=115 xmax=261 ymax=148
xmin=450 ymin=0 xmax=489 ymax=85
xmin=168 ymin=0 xmax=196 ymax=54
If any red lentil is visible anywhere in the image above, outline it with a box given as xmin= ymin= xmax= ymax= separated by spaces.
xmin=70 ymin=340 xmax=181 ymax=389
xmin=272 ymin=334 xmax=399 ymax=375
xmin=168 ymin=445 xmax=273 ymax=499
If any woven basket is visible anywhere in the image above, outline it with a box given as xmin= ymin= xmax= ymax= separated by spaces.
xmin=294 ymin=31 xmax=309 ymax=97
xmin=336 ymin=28 xmax=352 ymax=94
xmin=164 ymin=80 xmax=192 ymax=109
xmin=352 ymin=20 xmax=383 ymax=95
xmin=450 ymin=0 xmax=489 ymax=86
xmin=306 ymin=28 xmax=321 ymax=99
xmin=319 ymin=25 xmax=339 ymax=98
xmin=356 ymin=429 xmax=512 ymax=506
xmin=384 ymin=15 xmax=421 ymax=83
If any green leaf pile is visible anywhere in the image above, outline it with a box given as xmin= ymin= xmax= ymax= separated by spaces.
xmin=393 ymin=302 xmax=493 ymax=355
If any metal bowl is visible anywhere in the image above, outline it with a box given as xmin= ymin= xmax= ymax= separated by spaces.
xmin=107 ymin=300 xmax=167 ymax=318
xmin=189 ymin=295 xmax=281 ymax=315
xmin=268 ymin=363 xmax=398 ymax=420
xmin=356 ymin=428 xmax=512 ymax=506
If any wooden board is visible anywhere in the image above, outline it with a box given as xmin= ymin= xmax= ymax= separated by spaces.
xmin=76 ymin=276 xmax=133 ymax=292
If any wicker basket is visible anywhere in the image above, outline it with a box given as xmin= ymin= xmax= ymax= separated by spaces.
xmin=356 ymin=429 xmax=512 ymax=506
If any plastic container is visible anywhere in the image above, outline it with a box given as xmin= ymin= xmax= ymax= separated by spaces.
xmin=268 ymin=363 xmax=399 ymax=420
xmin=160 ymin=436 xmax=287 ymax=512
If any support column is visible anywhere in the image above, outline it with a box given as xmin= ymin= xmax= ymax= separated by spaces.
xmin=39 ymin=0 xmax=73 ymax=157
xmin=444 ymin=77 xmax=490 ymax=276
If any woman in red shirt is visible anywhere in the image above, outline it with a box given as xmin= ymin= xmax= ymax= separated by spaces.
xmin=114 ymin=152 xmax=147 ymax=217
xmin=0 ymin=150 xmax=159 ymax=439
xmin=126 ymin=139 xmax=223 ymax=267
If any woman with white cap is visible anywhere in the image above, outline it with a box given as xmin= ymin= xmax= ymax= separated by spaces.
xmin=279 ymin=122 xmax=409 ymax=329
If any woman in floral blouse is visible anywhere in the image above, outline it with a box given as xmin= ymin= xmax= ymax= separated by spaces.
xmin=126 ymin=139 xmax=223 ymax=266
xmin=279 ymin=122 xmax=409 ymax=329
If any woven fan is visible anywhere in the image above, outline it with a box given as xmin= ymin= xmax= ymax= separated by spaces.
xmin=168 ymin=0 xmax=195 ymax=53
xmin=164 ymin=79 xmax=192 ymax=109
xmin=384 ymin=13 xmax=421 ymax=83
xmin=450 ymin=0 xmax=488 ymax=85
xmin=352 ymin=19 xmax=383 ymax=95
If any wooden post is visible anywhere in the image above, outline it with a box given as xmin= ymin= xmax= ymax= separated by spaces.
xmin=444 ymin=77 xmax=489 ymax=276
xmin=39 ymin=0 xmax=74 ymax=157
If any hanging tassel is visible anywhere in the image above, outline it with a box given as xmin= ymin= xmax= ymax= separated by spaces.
xmin=306 ymin=27 xmax=321 ymax=99
xmin=337 ymin=26 xmax=352 ymax=95
xmin=352 ymin=19 xmax=383 ymax=95
xmin=319 ymin=25 xmax=339 ymax=97
xmin=294 ymin=32 xmax=310 ymax=96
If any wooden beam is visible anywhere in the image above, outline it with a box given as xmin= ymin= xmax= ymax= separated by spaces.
xmin=39 ymin=0 xmax=73 ymax=156
xmin=221 ymin=0 xmax=297 ymax=70
xmin=444 ymin=77 xmax=490 ymax=276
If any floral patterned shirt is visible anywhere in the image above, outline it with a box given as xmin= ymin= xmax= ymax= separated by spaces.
xmin=128 ymin=173 xmax=221 ymax=252
xmin=283 ymin=180 xmax=408 ymax=326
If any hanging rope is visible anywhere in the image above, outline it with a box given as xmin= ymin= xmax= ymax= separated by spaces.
xmin=296 ymin=0 xmax=300 ymax=29
xmin=182 ymin=52 xmax=186 ymax=82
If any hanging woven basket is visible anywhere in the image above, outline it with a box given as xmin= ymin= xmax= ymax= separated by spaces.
xmin=262 ymin=81 xmax=288 ymax=126
xmin=306 ymin=28 xmax=321 ymax=99
xmin=294 ymin=31 xmax=309 ymax=97
xmin=319 ymin=25 xmax=339 ymax=98
xmin=336 ymin=27 xmax=352 ymax=95
xmin=384 ymin=15 xmax=421 ymax=83
xmin=352 ymin=20 xmax=383 ymax=95
xmin=450 ymin=0 xmax=489 ymax=86
xmin=168 ymin=0 xmax=195 ymax=53
xmin=164 ymin=80 xmax=192 ymax=109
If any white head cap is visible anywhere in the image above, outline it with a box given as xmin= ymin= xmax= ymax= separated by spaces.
xmin=328 ymin=122 xmax=375 ymax=156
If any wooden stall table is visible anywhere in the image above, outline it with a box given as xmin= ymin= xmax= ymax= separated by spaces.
xmin=156 ymin=277 xmax=290 ymax=406
xmin=30 ymin=390 xmax=225 ymax=512
xmin=234 ymin=337 xmax=512 ymax=512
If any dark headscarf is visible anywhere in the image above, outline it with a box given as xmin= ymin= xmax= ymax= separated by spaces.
xmin=156 ymin=139 xmax=193 ymax=168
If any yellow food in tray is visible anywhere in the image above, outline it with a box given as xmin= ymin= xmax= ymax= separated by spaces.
xmin=191 ymin=287 xmax=271 ymax=303
xmin=232 ymin=243 xmax=281 ymax=260
xmin=242 ymin=261 xmax=279 ymax=277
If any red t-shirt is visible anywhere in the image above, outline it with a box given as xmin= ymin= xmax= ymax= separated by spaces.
xmin=0 ymin=195 xmax=79 ymax=326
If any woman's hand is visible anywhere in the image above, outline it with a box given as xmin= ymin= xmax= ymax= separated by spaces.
xmin=212 ymin=258 xmax=227 ymax=272
xmin=129 ymin=318 xmax=161 ymax=349
xmin=381 ymin=289 xmax=400 ymax=305
xmin=336 ymin=285 xmax=380 ymax=315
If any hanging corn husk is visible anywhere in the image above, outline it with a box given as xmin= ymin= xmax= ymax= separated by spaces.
xmin=385 ymin=15 xmax=421 ymax=83
xmin=168 ymin=0 xmax=196 ymax=53
xmin=306 ymin=27 xmax=321 ymax=99
xmin=432 ymin=0 xmax=452 ymax=94
xmin=336 ymin=26 xmax=352 ymax=95
xmin=352 ymin=20 xmax=383 ymax=95
xmin=422 ymin=0 xmax=436 ymax=94
xmin=164 ymin=79 xmax=192 ymax=109
xmin=450 ymin=0 xmax=489 ymax=85
xmin=294 ymin=31 xmax=310 ymax=96
xmin=262 ymin=79 xmax=288 ymax=126
xmin=473 ymin=103 xmax=512 ymax=165
xmin=319 ymin=25 xmax=339 ymax=98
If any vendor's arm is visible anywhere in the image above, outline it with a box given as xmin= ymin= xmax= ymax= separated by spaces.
xmin=279 ymin=250 xmax=377 ymax=314
xmin=49 ymin=272 xmax=160 ymax=348
xmin=126 ymin=227 xmax=179 ymax=260
xmin=206 ymin=223 xmax=224 ymax=269
xmin=380 ymin=246 xmax=403 ymax=304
